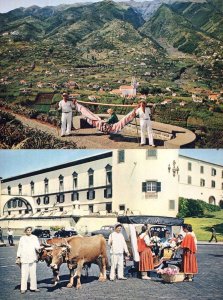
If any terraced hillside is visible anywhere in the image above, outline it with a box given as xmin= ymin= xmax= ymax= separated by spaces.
xmin=0 ymin=0 xmax=222 ymax=148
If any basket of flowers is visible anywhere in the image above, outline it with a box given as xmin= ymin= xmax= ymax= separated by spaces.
xmin=157 ymin=266 xmax=185 ymax=283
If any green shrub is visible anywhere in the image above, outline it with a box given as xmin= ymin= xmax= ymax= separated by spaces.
xmin=178 ymin=197 xmax=220 ymax=218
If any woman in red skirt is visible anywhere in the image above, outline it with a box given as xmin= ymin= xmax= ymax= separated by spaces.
xmin=137 ymin=225 xmax=154 ymax=280
xmin=181 ymin=224 xmax=198 ymax=281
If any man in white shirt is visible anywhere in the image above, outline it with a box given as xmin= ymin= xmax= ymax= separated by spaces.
xmin=108 ymin=223 xmax=130 ymax=281
xmin=16 ymin=227 xmax=41 ymax=294
xmin=7 ymin=228 xmax=14 ymax=245
xmin=135 ymin=100 xmax=155 ymax=146
xmin=58 ymin=93 xmax=76 ymax=137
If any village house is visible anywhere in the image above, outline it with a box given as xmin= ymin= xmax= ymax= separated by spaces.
xmin=208 ymin=93 xmax=220 ymax=101
xmin=88 ymin=95 xmax=101 ymax=102
xmin=37 ymin=82 xmax=44 ymax=88
xmin=161 ymin=99 xmax=172 ymax=105
xmin=179 ymin=101 xmax=186 ymax=107
xmin=19 ymin=80 xmax=27 ymax=86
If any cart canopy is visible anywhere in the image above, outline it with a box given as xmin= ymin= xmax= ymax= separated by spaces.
xmin=118 ymin=215 xmax=184 ymax=226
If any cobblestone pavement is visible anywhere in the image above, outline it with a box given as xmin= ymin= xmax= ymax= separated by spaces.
xmin=0 ymin=244 xmax=222 ymax=300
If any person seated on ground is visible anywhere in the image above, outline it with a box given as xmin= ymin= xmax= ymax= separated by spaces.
xmin=106 ymin=108 xmax=118 ymax=125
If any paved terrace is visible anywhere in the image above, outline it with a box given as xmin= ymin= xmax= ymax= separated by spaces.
xmin=0 ymin=243 xmax=222 ymax=300
xmin=74 ymin=115 xmax=196 ymax=149
xmin=1 ymin=108 xmax=196 ymax=149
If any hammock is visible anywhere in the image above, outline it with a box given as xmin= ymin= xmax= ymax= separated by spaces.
xmin=75 ymin=102 xmax=136 ymax=134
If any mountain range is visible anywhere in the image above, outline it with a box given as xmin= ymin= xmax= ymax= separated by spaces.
xmin=0 ymin=0 xmax=222 ymax=55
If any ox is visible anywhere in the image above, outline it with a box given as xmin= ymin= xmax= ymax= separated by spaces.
xmin=39 ymin=237 xmax=68 ymax=285
xmin=48 ymin=235 xmax=108 ymax=289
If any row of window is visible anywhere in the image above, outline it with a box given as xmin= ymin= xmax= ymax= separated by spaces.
xmin=188 ymin=163 xmax=222 ymax=177
xmin=187 ymin=176 xmax=223 ymax=189
xmin=34 ymin=181 xmax=161 ymax=206
xmin=6 ymin=199 xmax=32 ymax=213
xmin=117 ymin=149 xmax=157 ymax=163
xmin=7 ymin=165 xmax=112 ymax=196
xmin=35 ymin=187 xmax=113 ymax=205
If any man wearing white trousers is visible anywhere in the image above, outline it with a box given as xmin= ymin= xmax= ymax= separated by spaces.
xmin=135 ymin=100 xmax=155 ymax=146
xmin=58 ymin=93 xmax=76 ymax=137
xmin=16 ymin=227 xmax=41 ymax=294
xmin=108 ymin=223 xmax=130 ymax=281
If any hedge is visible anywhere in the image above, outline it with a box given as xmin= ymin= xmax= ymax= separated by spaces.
xmin=178 ymin=197 xmax=220 ymax=218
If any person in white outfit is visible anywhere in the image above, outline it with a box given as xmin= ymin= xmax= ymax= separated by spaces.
xmin=16 ymin=226 xmax=41 ymax=294
xmin=108 ymin=223 xmax=130 ymax=281
xmin=58 ymin=93 xmax=76 ymax=137
xmin=135 ymin=100 xmax=155 ymax=146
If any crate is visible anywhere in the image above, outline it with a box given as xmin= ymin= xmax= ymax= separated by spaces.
xmin=161 ymin=272 xmax=185 ymax=283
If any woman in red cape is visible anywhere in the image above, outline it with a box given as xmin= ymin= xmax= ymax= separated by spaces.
xmin=181 ymin=224 xmax=198 ymax=281
xmin=137 ymin=225 xmax=154 ymax=280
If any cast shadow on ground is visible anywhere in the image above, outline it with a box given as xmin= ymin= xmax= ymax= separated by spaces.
xmin=109 ymin=134 xmax=164 ymax=147
xmin=38 ymin=274 xmax=99 ymax=292
xmin=203 ymin=223 xmax=223 ymax=235
xmin=208 ymin=254 xmax=223 ymax=258
xmin=71 ymin=132 xmax=104 ymax=137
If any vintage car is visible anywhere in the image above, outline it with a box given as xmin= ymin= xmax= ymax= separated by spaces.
xmin=117 ymin=215 xmax=184 ymax=267
xmin=90 ymin=225 xmax=115 ymax=239
xmin=91 ymin=225 xmax=130 ymax=241
xmin=54 ymin=229 xmax=78 ymax=238
xmin=32 ymin=228 xmax=51 ymax=238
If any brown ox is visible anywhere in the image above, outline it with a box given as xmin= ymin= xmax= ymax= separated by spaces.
xmin=39 ymin=237 xmax=68 ymax=285
xmin=49 ymin=234 xmax=108 ymax=289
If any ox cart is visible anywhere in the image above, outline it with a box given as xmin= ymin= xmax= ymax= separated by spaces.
xmin=118 ymin=215 xmax=185 ymax=282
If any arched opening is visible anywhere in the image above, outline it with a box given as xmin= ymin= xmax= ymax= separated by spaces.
xmin=3 ymin=197 xmax=33 ymax=217
xmin=209 ymin=196 xmax=216 ymax=205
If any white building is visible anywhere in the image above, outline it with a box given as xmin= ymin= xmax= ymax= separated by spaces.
xmin=119 ymin=85 xmax=136 ymax=98
xmin=0 ymin=150 xmax=222 ymax=230
xmin=179 ymin=155 xmax=223 ymax=205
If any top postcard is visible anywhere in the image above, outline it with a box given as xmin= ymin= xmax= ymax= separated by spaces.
xmin=0 ymin=0 xmax=222 ymax=149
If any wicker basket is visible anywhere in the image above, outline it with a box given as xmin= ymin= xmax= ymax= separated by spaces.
xmin=161 ymin=273 xmax=185 ymax=283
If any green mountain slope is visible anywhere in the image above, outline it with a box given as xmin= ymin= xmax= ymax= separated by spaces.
xmin=171 ymin=1 xmax=223 ymax=41
xmin=0 ymin=1 xmax=144 ymax=45
xmin=140 ymin=3 xmax=219 ymax=54
xmin=80 ymin=20 xmax=146 ymax=50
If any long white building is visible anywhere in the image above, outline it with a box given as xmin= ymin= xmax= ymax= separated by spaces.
xmin=0 ymin=150 xmax=222 ymax=231
xmin=179 ymin=155 xmax=223 ymax=205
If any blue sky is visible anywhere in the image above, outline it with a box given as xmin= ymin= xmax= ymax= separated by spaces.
xmin=0 ymin=149 xmax=222 ymax=179
xmin=0 ymin=150 xmax=109 ymax=178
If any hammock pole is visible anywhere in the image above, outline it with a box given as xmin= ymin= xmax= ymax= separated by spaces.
xmin=77 ymin=100 xmax=137 ymax=107
xmin=76 ymin=100 xmax=158 ymax=108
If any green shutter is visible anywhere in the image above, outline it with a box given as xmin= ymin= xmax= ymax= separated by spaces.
xmin=142 ymin=182 xmax=146 ymax=192
xmin=156 ymin=182 xmax=161 ymax=192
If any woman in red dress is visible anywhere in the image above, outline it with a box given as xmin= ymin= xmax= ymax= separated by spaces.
xmin=137 ymin=225 xmax=154 ymax=280
xmin=181 ymin=224 xmax=198 ymax=281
